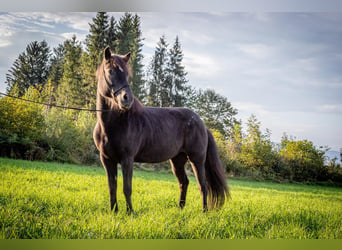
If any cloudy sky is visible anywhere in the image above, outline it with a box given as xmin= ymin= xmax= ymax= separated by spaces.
xmin=0 ymin=12 xmax=341 ymax=150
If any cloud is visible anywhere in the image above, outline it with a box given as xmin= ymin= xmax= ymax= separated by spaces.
xmin=234 ymin=102 xmax=271 ymax=116
xmin=316 ymin=104 xmax=342 ymax=113
xmin=60 ymin=32 xmax=88 ymax=43
xmin=0 ymin=15 xmax=17 ymax=48
xmin=183 ymin=50 xmax=222 ymax=79
xmin=12 ymin=12 xmax=94 ymax=32
xmin=235 ymin=43 xmax=275 ymax=59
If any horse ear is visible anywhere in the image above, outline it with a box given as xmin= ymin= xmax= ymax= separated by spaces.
xmin=104 ymin=46 xmax=111 ymax=61
xmin=122 ymin=52 xmax=131 ymax=63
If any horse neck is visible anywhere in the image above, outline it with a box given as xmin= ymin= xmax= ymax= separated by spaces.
xmin=96 ymin=93 xmax=144 ymax=122
xmin=96 ymin=92 xmax=120 ymax=121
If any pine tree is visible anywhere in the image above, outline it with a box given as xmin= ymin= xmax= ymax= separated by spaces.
xmin=58 ymin=35 xmax=83 ymax=107
xmin=6 ymin=40 xmax=51 ymax=95
xmin=106 ymin=16 xmax=117 ymax=49
xmin=85 ymin=12 xmax=109 ymax=69
xmin=167 ymin=36 xmax=188 ymax=107
xmin=147 ymin=35 xmax=169 ymax=107
xmin=49 ymin=43 xmax=65 ymax=88
xmin=116 ymin=13 xmax=145 ymax=101
xmin=83 ymin=12 xmax=110 ymax=108
xmin=45 ymin=43 xmax=65 ymax=110
xmin=115 ymin=13 xmax=134 ymax=55
xmin=130 ymin=14 xmax=145 ymax=101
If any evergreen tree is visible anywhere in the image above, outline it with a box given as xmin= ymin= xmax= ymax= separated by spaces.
xmin=45 ymin=44 xmax=65 ymax=110
xmin=49 ymin=43 xmax=65 ymax=88
xmin=85 ymin=12 xmax=109 ymax=69
xmin=147 ymin=35 xmax=170 ymax=107
xmin=130 ymin=14 xmax=145 ymax=101
xmin=115 ymin=13 xmax=134 ymax=55
xmin=84 ymin=12 xmax=110 ymax=108
xmin=6 ymin=40 xmax=50 ymax=95
xmin=116 ymin=13 xmax=145 ymax=101
xmin=167 ymin=36 xmax=188 ymax=107
xmin=58 ymin=35 xmax=83 ymax=107
xmin=106 ymin=16 xmax=118 ymax=49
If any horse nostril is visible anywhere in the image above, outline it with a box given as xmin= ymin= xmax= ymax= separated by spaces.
xmin=123 ymin=93 xmax=128 ymax=101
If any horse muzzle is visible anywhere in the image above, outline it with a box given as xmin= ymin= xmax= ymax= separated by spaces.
xmin=114 ymin=87 xmax=134 ymax=111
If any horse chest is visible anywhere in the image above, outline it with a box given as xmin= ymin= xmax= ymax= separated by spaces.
xmin=101 ymin=124 xmax=137 ymax=159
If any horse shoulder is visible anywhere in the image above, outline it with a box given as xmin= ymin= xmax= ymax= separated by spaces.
xmin=93 ymin=121 xmax=110 ymax=156
xmin=93 ymin=122 xmax=101 ymax=148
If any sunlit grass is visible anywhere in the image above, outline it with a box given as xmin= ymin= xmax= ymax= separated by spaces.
xmin=0 ymin=158 xmax=341 ymax=239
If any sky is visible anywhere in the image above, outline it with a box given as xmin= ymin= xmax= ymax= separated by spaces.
xmin=0 ymin=12 xmax=341 ymax=151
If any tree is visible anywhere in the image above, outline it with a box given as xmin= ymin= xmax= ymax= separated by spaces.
xmin=147 ymin=35 xmax=170 ymax=107
xmin=57 ymin=35 xmax=84 ymax=107
xmin=195 ymin=89 xmax=239 ymax=136
xmin=227 ymin=123 xmax=243 ymax=160
xmin=6 ymin=40 xmax=51 ymax=95
xmin=115 ymin=13 xmax=134 ymax=55
xmin=106 ymin=16 xmax=118 ymax=49
xmin=46 ymin=44 xmax=65 ymax=108
xmin=130 ymin=14 xmax=145 ymax=101
xmin=167 ymin=36 xmax=188 ymax=107
xmin=83 ymin=12 xmax=110 ymax=108
xmin=116 ymin=13 xmax=145 ymax=101
xmin=240 ymin=114 xmax=276 ymax=175
xmin=85 ymin=12 xmax=110 ymax=69
xmin=48 ymin=44 xmax=65 ymax=88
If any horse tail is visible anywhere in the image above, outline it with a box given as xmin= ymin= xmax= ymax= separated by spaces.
xmin=205 ymin=129 xmax=230 ymax=209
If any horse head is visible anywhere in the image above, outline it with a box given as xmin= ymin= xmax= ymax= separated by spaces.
xmin=98 ymin=46 xmax=134 ymax=111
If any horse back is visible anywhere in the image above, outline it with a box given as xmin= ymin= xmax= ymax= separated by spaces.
xmin=134 ymin=106 xmax=206 ymax=163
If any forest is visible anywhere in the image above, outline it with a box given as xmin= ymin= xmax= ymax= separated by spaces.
xmin=0 ymin=12 xmax=341 ymax=185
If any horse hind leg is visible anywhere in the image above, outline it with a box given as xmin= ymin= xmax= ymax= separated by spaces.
xmin=170 ymin=153 xmax=189 ymax=209
xmin=189 ymin=157 xmax=208 ymax=212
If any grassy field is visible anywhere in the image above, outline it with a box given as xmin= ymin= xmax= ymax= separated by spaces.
xmin=0 ymin=157 xmax=341 ymax=239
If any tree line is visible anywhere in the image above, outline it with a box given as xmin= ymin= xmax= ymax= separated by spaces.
xmin=1 ymin=12 xmax=341 ymax=185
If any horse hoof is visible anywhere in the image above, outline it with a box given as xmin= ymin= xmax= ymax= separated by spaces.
xmin=126 ymin=208 xmax=134 ymax=215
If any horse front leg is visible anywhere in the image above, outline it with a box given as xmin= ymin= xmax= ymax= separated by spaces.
xmin=101 ymin=154 xmax=118 ymax=213
xmin=121 ymin=157 xmax=134 ymax=213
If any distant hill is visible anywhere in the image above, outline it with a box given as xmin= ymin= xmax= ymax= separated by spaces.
xmin=325 ymin=150 xmax=341 ymax=163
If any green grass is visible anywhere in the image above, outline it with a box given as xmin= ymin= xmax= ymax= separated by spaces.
xmin=0 ymin=158 xmax=341 ymax=239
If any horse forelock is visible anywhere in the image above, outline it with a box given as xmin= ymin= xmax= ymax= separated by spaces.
xmin=112 ymin=55 xmax=133 ymax=79
xmin=96 ymin=55 xmax=132 ymax=81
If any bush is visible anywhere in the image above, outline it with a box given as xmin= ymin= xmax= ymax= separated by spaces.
xmin=280 ymin=138 xmax=327 ymax=182
xmin=0 ymin=85 xmax=99 ymax=165
xmin=44 ymin=108 xmax=98 ymax=164
xmin=0 ymin=87 xmax=46 ymax=160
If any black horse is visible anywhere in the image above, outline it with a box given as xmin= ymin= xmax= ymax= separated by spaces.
xmin=93 ymin=46 xmax=229 ymax=213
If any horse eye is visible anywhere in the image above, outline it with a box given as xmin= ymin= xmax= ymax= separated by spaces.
xmin=108 ymin=69 xmax=113 ymax=74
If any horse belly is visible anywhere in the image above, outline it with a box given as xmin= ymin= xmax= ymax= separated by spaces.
xmin=134 ymin=140 xmax=183 ymax=163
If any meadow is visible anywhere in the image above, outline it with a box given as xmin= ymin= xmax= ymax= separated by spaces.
xmin=0 ymin=157 xmax=341 ymax=239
